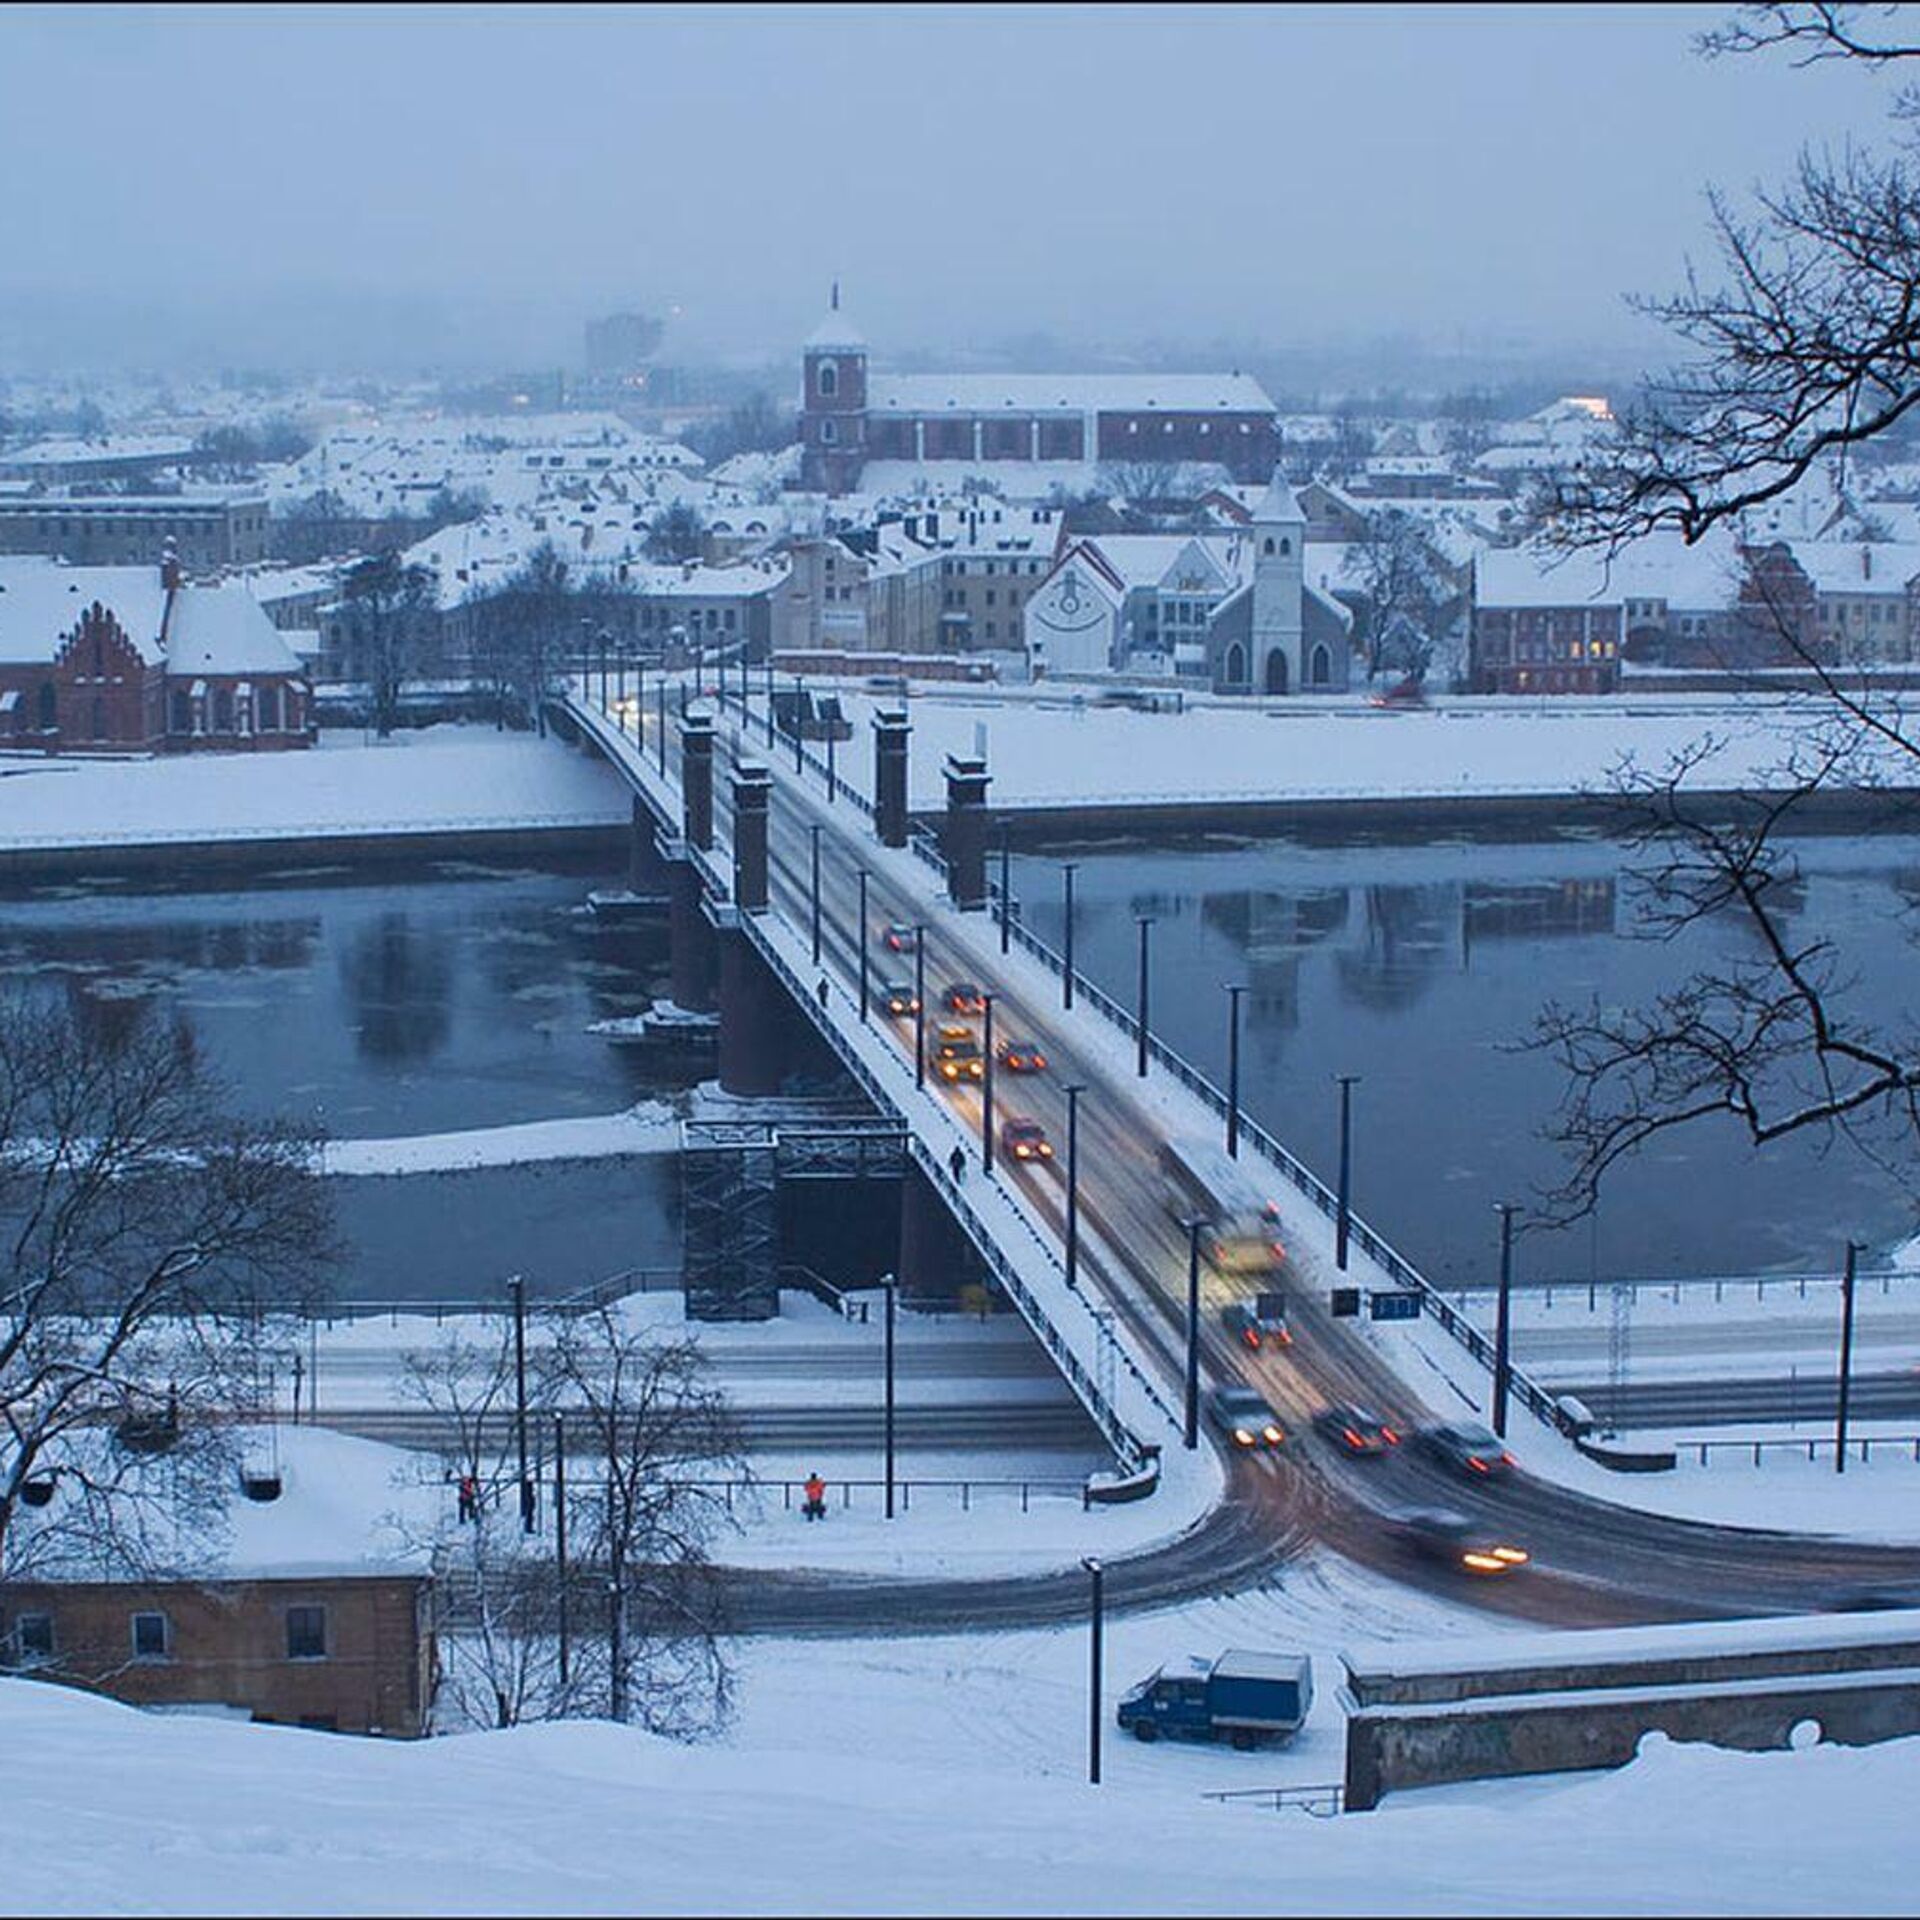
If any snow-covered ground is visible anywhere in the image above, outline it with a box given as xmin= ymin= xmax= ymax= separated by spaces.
xmin=8 ymin=1581 xmax=1920 ymax=1916
xmin=0 ymin=726 xmax=630 ymax=850
xmin=320 ymin=1101 xmax=680 ymax=1176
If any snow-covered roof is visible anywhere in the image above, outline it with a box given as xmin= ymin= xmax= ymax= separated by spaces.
xmin=1255 ymin=469 xmax=1305 ymax=525
xmin=0 ymin=559 xmax=168 ymax=665
xmin=805 ymin=305 xmax=867 ymax=353
xmin=0 ymin=433 xmax=198 ymax=471
xmin=164 ymin=585 xmax=305 ymax=678
xmin=1079 ymin=533 xmax=1242 ymax=593
xmin=1789 ymin=539 xmax=1920 ymax=595
xmin=865 ymin=373 xmax=1274 ymax=416
xmin=1475 ymin=545 xmax=1624 ymax=609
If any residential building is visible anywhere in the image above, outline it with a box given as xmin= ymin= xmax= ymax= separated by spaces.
xmin=1470 ymin=547 xmax=1623 ymax=693
xmin=0 ymin=491 xmax=271 ymax=570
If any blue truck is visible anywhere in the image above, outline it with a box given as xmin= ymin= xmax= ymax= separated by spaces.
xmin=1116 ymin=1649 xmax=1313 ymax=1750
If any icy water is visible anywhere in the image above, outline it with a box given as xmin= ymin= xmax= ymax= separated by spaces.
xmin=1012 ymin=828 xmax=1920 ymax=1291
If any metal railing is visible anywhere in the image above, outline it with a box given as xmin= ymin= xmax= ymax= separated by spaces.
xmin=312 ymin=1268 xmax=684 ymax=1328
xmin=1688 ymin=1434 xmax=1920 ymax=1467
xmin=1204 ymin=1783 xmax=1345 ymax=1818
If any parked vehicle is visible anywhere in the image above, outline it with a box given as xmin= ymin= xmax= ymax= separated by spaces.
xmin=1000 ymin=1118 xmax=1053 ymax=1162
xmin=996 ymin=1037 xmax=1048 ymax=1073
xmin=1157 ymin=1136 xmax=1286 ymax=1277
xmin=879 ymin=980 xmax=920 ymax=1017
xmin=1221 ymin=1290 xmax=1292 ymax=1351
xmin=1381 ymin=1505 xmax=1529 ymax=1576
xmin=1414 ymin=1421 xmax=1516 ymax=1480
xmin=931 ymin=1025 xmax=984 ymax=1083
xmin=1208 ymin=1383 xmax=1285 ymax=1450
xmin=1117 ymin=1649 xmax=1312 ymax=1749
xmin=1313 ymin=1403 xmax=1399 ymax=1457
xmin=943 ymin=981 xmax=987 ymax=1014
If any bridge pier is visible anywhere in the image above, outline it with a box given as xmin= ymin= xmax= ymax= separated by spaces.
xmin=666 ymin=850 xmax=718 ymax=1013
xmin=897 ymin=1161 xmax=983 ymax=1307
xmin=941 ymin=753 xmax=991 ymax=910
xmin=715 ymin=922 xmax=792 ymax=1098
xmin=681 ymin=711 xmax=716 ymax=851
xmin=872 ymin=707 xmax=911 ymax=849
xmin=628 ymin=797 xmax=671 ymax=898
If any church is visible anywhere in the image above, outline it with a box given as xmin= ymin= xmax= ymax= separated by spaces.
xmin=798 ymin=291 xmax=1282 ymax=495
xmin=1021 ymin=471 xmax=1353 ymax=695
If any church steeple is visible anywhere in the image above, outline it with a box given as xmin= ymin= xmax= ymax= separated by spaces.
xmin=801 ymin=282 xmax=868 ymax=494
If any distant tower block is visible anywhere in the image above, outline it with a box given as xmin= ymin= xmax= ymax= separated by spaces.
xmin=681 ymin=713 xmax=716 ymax=851
xmin=942 ymin=754 xmax=991 ymax=910
xmin=731 ymin=762 xmax=772 ymax=911
xmin=872 ymin=707 xmax=911 ymax=848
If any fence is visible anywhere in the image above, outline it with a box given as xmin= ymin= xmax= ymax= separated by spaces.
xmin=1687 ymin=1434 xmax=1920 ymax=1468
xmin=689 ymin=1474 xmax=1092 ymax=1514
xmin=1450 ymin=1269 xmax=1908 ymax=1312
xmin=1203 ymin=1783 xmax=1345 ymax=1818
xmin=313 ymin=1269 xmax=684 ymax=1329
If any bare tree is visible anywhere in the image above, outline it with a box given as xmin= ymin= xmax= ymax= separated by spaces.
xmin=336 ymin=552 xmax=440 ymax=737
xmin=1530 ymin=7 xmax=1920 ymax=1221
xmin=1351 ymin=508 xmax=1455 ymax=681
xmin=541 ymin=1308 xmax=743 ymax=1738
xmin=645 ymin=502 xmax=709 ymax=566
xmin=0 ymin=989 xmax=337 ymax=1586
xmin=468 ymin=541 xmax=578 ymax=736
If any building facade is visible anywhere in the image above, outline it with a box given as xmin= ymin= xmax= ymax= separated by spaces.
xmin=0 ymin=493 xmax=271 ymax=571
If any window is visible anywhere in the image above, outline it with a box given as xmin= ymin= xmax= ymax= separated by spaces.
xmin=36 ymin=683 xmax=55 ymax=731
xmin=985 ymin=590 xmax=996 ymax=606
xmin=131 ymin=1612 xmax=169 ymax=1662
xmin=1263 ymin=537 xmax=1275 ymax=556
xmin=1279 ymin=537 xmax=1290 ymax=555
xmin=286 ymin=1604 xmax=327 ymax=1661
xmin=12 ymin=1613 xmax=53 ymax=1664
xmin=818 ymin=360 xmax=838 ymax=399
xmin=820 ymin=419 xmax=837 ymax=445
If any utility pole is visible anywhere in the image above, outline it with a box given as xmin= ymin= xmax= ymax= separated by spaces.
xmin=856 ymin=867 xmax=870 ymax=1023
xmin=1492 ymin=1203 xmax=1518 ymax=1440
xmin=1082 ymin=1556 xmax=1104 ymax=1786
xmin=998 ymin=824 xmax=1013 ymax=956
xmin=554 ymin=1412 xmax=570 ymax=1687
xmin=509 ymin=1275 xmax=534 ymax=1533
xmin=809 ymin=824 xmax=823 ymax=965
xmin=913 ymin=925 xmax=927 ymax=1090
xmin=884 ymin=1273 xmax=898 ymax=1519
xmin=791 ymin=676 xmax=805 ymax=773
xmin=981 ymin=993 xmax=996 ymax=1174
xmin=1836 ymin=1239 xmax=1863 ymax=1474
xmin=1061 ymin=863 xmax=1079 ymax=1011
xmin=1335 ymin=1074 xmax=1359 ymax=1272
xmin=1184 ymin=1215 xmax=1204 ymax=1450
xmin=1135 ymin=916 xmax=1153 ymax=1078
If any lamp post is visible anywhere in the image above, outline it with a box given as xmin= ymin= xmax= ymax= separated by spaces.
xmin=884 ymin=1272 xmax=898 ymax=1519
xmin=1224 ymin=984 xmax=1247 ymax=1160
xmin=1492 ymin=1202 xmax=1518 ymax=1440
xmin=1335 ymin=1074 xmax=1359 ymax=1272
xmin=1135 ymin=915 xmax=1154 ymax=1078
xmin=554 ymin=1411 xmax=570 ymax=1687
xmin=1837 ymin=1239 xmax=1864 ymax=1474
xmin=508 ymin=1275 xmax=534 ymax=1534
xmin=599 ymin=627 xmax=613 ymax=712
xmin=998 ymin=823 xmax=1013 ymax=957
xmin=1061 ymin=863 xmax=1080 ymax=1010
xmin=981 ymin=993 xmax=996 ymax=1175
xmin=791 ymin=675 xmax=805 ymax=772
xmin=826 ymin=724 xmax=838 ymax=803
xmin=764 ymin=656 xmax=776 ymax=749
xmin=1063 ymin=1083 xmax=1086 ymax=1291
xmin=856 ymin=867 xmax=870 ymax=1023
xmin=809 ymin=824 xmax=823 ymax=966
xmin=656 ymin=678 xmax=668 ymax=776
xmin=1082 ymin=1555 xmax=1105 ymax=1786
xmin=913 ymin=924 xmax=927 ymax=1090
xmin=1183 ymin=1214 xmax=1204 ymax=1450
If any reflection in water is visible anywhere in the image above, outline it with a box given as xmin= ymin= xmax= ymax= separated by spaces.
xmin=338 ymin=912 xmax=454 ymax=1063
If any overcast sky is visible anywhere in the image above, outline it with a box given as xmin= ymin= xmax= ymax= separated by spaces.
xmin=0 ymin=3 xmax=1894 ymax=374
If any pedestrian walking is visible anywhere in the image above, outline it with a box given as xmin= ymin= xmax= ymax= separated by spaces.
xmin=803 ymin=1470 xmax=828 ymax=1521
xmin=816 ymin=976 xmax=830 ymax=1010
xmin=457 ymin=1474 xmax=479 ymax=1524
xmin=949 ymin=1143 xmax=966 ymax=1184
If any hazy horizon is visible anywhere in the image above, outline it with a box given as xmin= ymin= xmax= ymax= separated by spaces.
xmin=0 ymin=3 xmax=1895 ymax=382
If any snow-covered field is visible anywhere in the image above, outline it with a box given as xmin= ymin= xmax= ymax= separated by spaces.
xmin=0 ymin=726 xmax=630 ymax=849
xmin=8 ymin=1589 xmax=1918 ymax=1916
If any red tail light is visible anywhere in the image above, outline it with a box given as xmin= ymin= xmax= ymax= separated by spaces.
xmin=1382 ymin=1428 xmax=1400 ymax=1445
xmin=1501 ymin=1452 xmax=1516 ymax=1467
xmin=1468 ymin=1456 xmax=1488 ymax=1473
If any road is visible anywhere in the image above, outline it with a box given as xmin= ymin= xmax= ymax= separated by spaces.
xmin=560 ymin=687 xmax=1920 ymax=1631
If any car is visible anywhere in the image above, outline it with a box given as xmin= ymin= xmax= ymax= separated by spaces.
xmin=1221 ymin=1295 xmax=1292 ymax=1352
xmin=1000 ymin=1118 xmax=1053 ymax=1162
xmin=943 ymin=981 xmax=987 ymax=1014
xmin=1208 ymin=1384 xmax=1286 ymax=1450
xmin=1313 ymin=1403 xmax=1399 ymax=1457
xmin=996 ymin=1037 xmax=1048 ymax=1073
xmin=1382 ymin=1505 xmax=1530 ymax=1576
xmin=1414 ymin=1421 xmax=1516 ymax=1479
xmin=880 ymin=923 xmax=917 ymax=954
xmin=931 ymin=1024 xmax=985 ymax=1083
xmin=879 ymin=980 xmax=921 ymax=1017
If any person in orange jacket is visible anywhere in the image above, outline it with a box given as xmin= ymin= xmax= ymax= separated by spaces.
xmin=803 ymin=1471 xmax=827 ymax=1521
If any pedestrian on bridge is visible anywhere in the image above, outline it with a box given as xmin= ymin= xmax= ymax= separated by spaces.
xmin=816 ymin=976 xmax=830 ymax=1010
xmin=803 ymin=1471 xmax=828 ymax=1521
xmin=949 ymin=1144 xmax=966 ymax=1185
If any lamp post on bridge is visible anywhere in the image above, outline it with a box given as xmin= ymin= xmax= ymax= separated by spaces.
xmin=998 ymin=823 xmax=1014 ymax=957
xmin=1183 ymin=1214 xmax=1205 ymax=1451
xmin=856 ymin=866 xmax=870 ymax=1024
xmin=981 ymin=992 xmax=996 ymax=1176
xmin=791 ymin=675 xmax=805 ymax=773
xmin=1837 ymin=1238 xmax=1865 ymax=1474
xmin=1224 ymin=984 xmax=1247 ymax=1160
xmin=1335 ymin=1074 xmax=1360 ymax=1272
xmin=1492 ymin=1202 xmax=1519 ymax=1440
xmin=764 ymin=656 xmax=776 ymax=750
xmin=809 ymin=824 xmax=824 ymax=966
xmin=1135 ymin=915 xmax=1154 ymax=1079
xmin=656 ymin=678 xmax=668 ymax=776
xmin=1082 ymin=1555 xmax=1105 ymax=1787
xmin=1060 ymin=862 xmax=1079 ymax=1011
xmin=1062 ymin=1082 xmax=1086 ymax=1291
xmin=598 ymin=626 xmax=613 ymax=713
xmin=912 ymin=924 xmax=927 ymax=1091
xmin=883 ymin=1272 xmax=898 ymax=1519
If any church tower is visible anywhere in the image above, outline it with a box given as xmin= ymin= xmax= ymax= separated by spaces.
xmin=1249 ymin=467 xmax=1306 ymax=694
xmin=800 ymin=282 xmax=868 ymax=495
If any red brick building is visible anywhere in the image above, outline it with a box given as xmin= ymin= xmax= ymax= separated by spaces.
xmin=0 ymin=554 xmax=313 ymax=754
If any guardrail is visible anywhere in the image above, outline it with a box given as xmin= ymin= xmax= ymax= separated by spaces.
xmin=1688 ymin=1434 xmax=1920 ymax=1467
xmin=1203 ymin=1783 xmax=1344 ymax=1818
xmin=311 ymin=1269 xmax=685 ymax=1328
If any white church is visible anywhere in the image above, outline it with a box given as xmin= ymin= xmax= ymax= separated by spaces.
xmin=1021 ymin=472 xmax=1353 ymax=694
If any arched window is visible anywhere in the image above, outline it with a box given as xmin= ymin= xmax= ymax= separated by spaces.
xmin=1224 ymin=642 xmax=1246 ymax=686
xmin=818 ymin=360 xmax=838 ymax=399
xmin=258 ymin=684 xmax=280 ymax=732
xmin=36 ymin=683 xmax=56 ymax=731
xmin=1279 ymin=537 xmax=1291 ymax=555
xmin=1309 ymin=643 xmax=1331 ymax=688
xmin=213 ymin=687 xmax=234 ymax=732
xmin=820 ymin=418 xmax=837 ymax=445
xmin=1263 ymin=537 xmax=1275 ymax=556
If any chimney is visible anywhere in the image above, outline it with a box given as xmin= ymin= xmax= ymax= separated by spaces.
xmin=1863 ymin=544 xmax=1873 ymax=580
xmin=160 ymin=539 xmax=182 ymax=592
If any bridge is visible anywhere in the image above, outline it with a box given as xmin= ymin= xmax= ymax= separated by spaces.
xmin=552 ymin=673 xmax=1920 ymax=1628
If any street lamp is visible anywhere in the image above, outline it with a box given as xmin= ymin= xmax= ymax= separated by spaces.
xmin=1492 ymin=1202 xmax=1519 ymax=1439
xmin=1837 ymin=1239 xmax=1864 ymax=1474
xmin=883 ymin=1272 xmax=898 ymax=1519
xmin=809 ymin=824 xmax=824 ymax=965
xmin=1183 ymin=1214 xmax=1206 ymax=1449
xmin=508 ymin=1274 xmax=534 ymax=1534
xmin=554 ymin=1411 xmax=570 ymax=1686
xmin=998 ymin=823 xmax=1014 ymax=957
xmin=791 ymin=675 xmax=806 ymax=773
xmin=656 ymin=678 xmax=669 ymax=775
xmin=856 ymin=867 xmax=870 ymax=1023
xmin=1061 ymin=863 xmax=1080 ymax=1011
xmin=1335 ymin=1074 xmax=1360 ymax=1272
xmin=913 ymin=923 xmax=928 ymax=1091
xmin=1082 ymin=1555 xmax=1105 ymax=1786
xmin=826 ymin=724 xmax=838 ymax=803
xmin=1063 ymin=1083 xmax=1087 ymax=1290
xmin=764 ymin=655 xmax=776 ymax=749
xmin=981 ymin=992 xmax=996 ymax=1175
xmin=1135 ymin=915 xmax=1154 ymax=1078
xmin=599 ymin=626 xmax=613 ymax=712
xmin=1224 ymin=984 xmax=1247 ymax=1160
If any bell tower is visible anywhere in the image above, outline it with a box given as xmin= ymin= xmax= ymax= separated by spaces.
xmin=1250 ymin=467 xmax=1306 ymax=695
xmin=800 ymin=281 xmax=868 ymax=494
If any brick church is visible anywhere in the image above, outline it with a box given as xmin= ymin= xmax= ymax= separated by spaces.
xmin=799 ymin=290 xmax=1281 ymax=495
